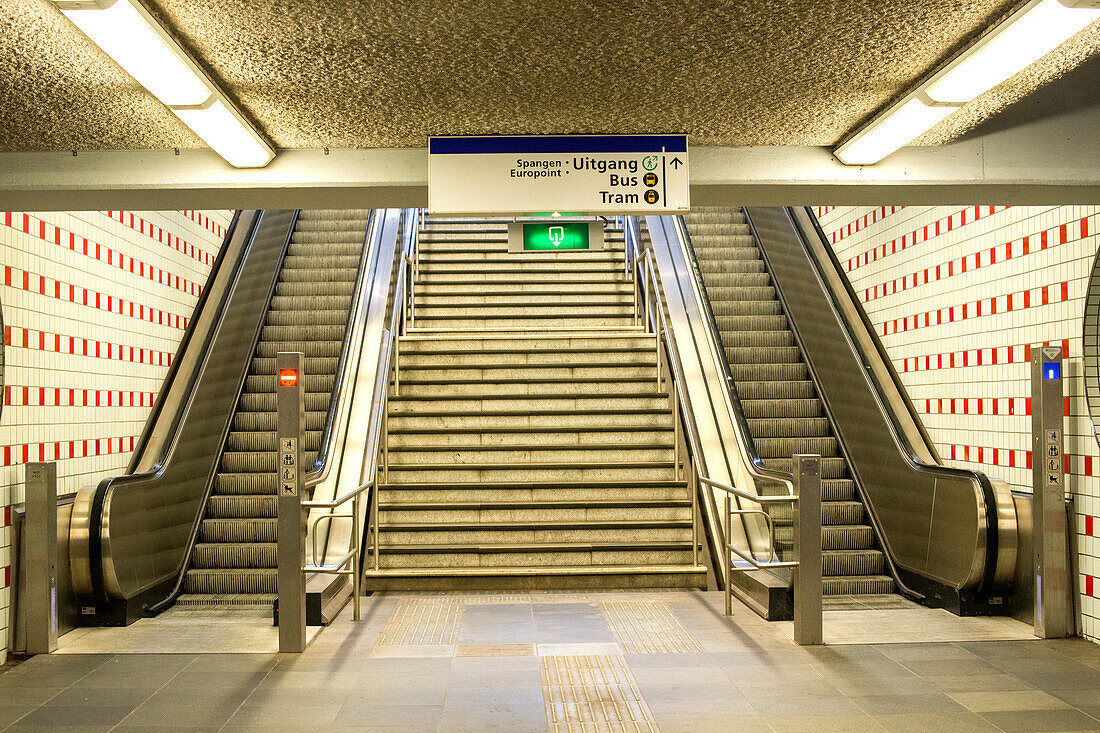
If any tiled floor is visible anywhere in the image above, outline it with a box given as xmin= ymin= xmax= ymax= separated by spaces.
xmin=2 ymin=590 xmax=1100 ymax=732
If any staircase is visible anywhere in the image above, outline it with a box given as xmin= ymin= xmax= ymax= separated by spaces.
xmin=685 ymin=207 xmax=894 ymax=596
xmin=366 ymin=217 xmax=706 ymax=590
xmin=177 ymin=209 xmax=369 ymax=608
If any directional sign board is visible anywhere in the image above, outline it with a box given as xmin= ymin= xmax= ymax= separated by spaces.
xmin=428 ymin=135 xmax=689 ymax=215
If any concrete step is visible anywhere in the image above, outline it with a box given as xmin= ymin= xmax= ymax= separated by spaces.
xmin=380 ymin=480 xmax=689 ymax=503
xmin=386 ymin=445 xmax=677 ymax=465
xmin=379 ymin=500 xmax=690 ymax=523
xmin=360 ymin=565 xmax=706 ymax=591
xmin=387 ymin=428 xmax=672 ymax=448
xmin=400 ymin=336 xmax=653 ymax=355
xmin=410 ymin=316 xmax=636 ymax=330
xmin=388 ymin=394 xmax=672 ymax=412
xmin=373 ymin=542 xmax=696 ymax=569
xmin=414 ymin=282 xmax=634 ymax=297
xmin=383 ymin=462 xmax=678 ymax=483
xmin=398 ymin=352 xmax=654 ymax=369
xmin=397 ymin=365 xmax=656 ymax=380
xmin=379 ymin=520 xmax=692 ymax=545
xmin=387 ymin=412 xmax=672 ymax=431
xmin=415 ymin=304 xmax=635 ymax=318
xmin=392 ymin=378 xmax=662 ymax=398
xmin=415 ymin=292 xmax=634 ymax=306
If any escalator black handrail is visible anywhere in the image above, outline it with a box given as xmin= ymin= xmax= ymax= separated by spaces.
xmin=745 ymin=206 xmax=1000 ymax=594
xmin=86 ymin=210 xmax=300 ymax=609
xmin=126 ymin=210 xmax=244 ymax=474
xmin=305 ymin=211 xmax=378 ymax=486
xmin=795 ymin=207 xmax=942 ymax=463
xmin=781 ymin=206 xmax=1002 ymax=594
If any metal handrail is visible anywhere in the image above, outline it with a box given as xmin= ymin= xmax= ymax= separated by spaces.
xmin=299 ymin=208 xmax=420 ymax=621
xmin=624 ymin=217 xmax=800 ymax=598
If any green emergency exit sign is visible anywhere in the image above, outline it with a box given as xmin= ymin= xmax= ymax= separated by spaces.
xmin=522 ymin=222 xmax=590 ymax=250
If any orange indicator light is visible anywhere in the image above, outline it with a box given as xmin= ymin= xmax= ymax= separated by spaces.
xmin=278 ymin=368 xmax=298 ymax=387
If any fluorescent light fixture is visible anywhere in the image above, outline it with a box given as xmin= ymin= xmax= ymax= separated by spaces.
xmin=926 ymin=0 xmax=1100 ymax=103
xmin=173 ymin=100 xmax=275 ymax=168
xmin=53 ymin=0 xmax=275 ymax=167
xmin=835 ymin=0 xmax=1099 ymax=165
xmin=835 ymin=97 xmax=956 ymax=165
xmin=56 ymin=0 xmax=210 ymax=107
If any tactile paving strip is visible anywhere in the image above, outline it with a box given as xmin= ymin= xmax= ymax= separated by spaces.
xmin=377 ymin=597 xmax=461 ymax=645
xmin=599 ymin=600 xmax=702 ymax=654
xmin=540 ymin=655 xmax=658 ymax=732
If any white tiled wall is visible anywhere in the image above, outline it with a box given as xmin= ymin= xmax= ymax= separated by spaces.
xmin=816 ymin=205 xmax=1100 ymax=641
xmin=0 ymin=210 xmax=232 ymax=663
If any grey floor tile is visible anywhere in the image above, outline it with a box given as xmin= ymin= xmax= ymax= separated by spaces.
xmin=441 ymin=684 xmax=544 ymax=708
xmin=447 ymin=660 xmax=541 ymax=689
xmin=949 ymin=688 xmax=1073 ymax=712
xmin=652 ymin=711 xmax=773 ymax=733
xmin=43 ymin=686 xmax=156 ymax=709
xmin=850 ymin=692 xmax=969 ymax=715
xmin=438 ymin=701 xmax=548 ymax=733
xmin=0 ymin=686 xmax=66 ymax=706
xmin=900 ymin=658 xmax=1004 ymax=677
xmin=7 ymin=704 xmax=134 ymax=727
xmin=113 ymin=721 xmax=221 ymax=726
xmin=829 ymin=673 xmax=939 ymax=697
xmin=0 ymin=705 xmax=35 ymax=728
xmin=67 ymin=656 xmax=194 ymax=690
xmin=117 ymin=699 xmax=245 ymax=727
xmin=224 ymin=701 xmax=341 ymax=728
xmin=877 ymin=643 xmax=978 ymax=663
xmin=332 ymin=702 xmax=443 ymax=728
xmin=923 ymin=673 xmax=1037 ymax=692
xmin=242 ymin=685 xmax=350 ymax=709
xmin=766 ymin=713 xmax=886 ymax=732
xmin=872 ymin=711 xmax=1000 ymax=732
xmin=978 ymin=708 xmax=1100 ymax=731
xmin=745 ymin=692 xmax=864 ymax=718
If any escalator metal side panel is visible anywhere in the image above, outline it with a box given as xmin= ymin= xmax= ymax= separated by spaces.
xmin=87 ymin=210 xmax=298 ymax=607
xmin=644 ymin=216 xmax=774 ymax=584
xmin=745 ymin=207 xmax=998 ymax=594
xmin=312 ymin=210 xmax=402 ymax=567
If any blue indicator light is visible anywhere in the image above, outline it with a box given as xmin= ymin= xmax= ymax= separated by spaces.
xmin=1044 ymin=363 xmax=1060 ymax=380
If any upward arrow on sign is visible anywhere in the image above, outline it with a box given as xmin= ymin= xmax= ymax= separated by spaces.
xmin=669 ymin=157 xmax=683 ymax=169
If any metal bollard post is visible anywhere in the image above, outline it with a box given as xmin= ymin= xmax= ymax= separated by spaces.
xmin=1031 ymin=346 xmax=1072 ymax=638
xmin=25 ymin=462 xmax=58 ymax=654
xmin=793 ymin=454 xmax=823 ymax=646
xmin=276 ymin=352 xmax=306 ymax=653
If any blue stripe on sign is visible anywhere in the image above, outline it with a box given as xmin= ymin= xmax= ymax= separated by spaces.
xmin=429 ymin=135 xmax=688 ymax=155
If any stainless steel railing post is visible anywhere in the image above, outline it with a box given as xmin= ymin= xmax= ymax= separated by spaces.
xmin=793 ymin=454 xmax=823 ymax=645
xmin=352 ymin=493 xmax=361 ymax=621
xmin=724 ymin=493 xmax=732 ymax=616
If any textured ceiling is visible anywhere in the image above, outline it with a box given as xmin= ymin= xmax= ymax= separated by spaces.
xmin=0 ymin=0 xmax=1097 ymax=152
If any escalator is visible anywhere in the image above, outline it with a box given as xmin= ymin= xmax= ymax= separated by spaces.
xmin=68 ymin=209 xmax=379 ymax=622
xmin=179 ymin=210 xmax=369 ymax=608
xmin=667 ymin=207 xmax=1018 ymax=613
xmin=685 ymin=208 xmax=893 ymax=596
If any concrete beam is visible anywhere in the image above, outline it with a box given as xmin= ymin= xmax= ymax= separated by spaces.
xmin=1 ymin=98 xmax=1098 ymax=210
